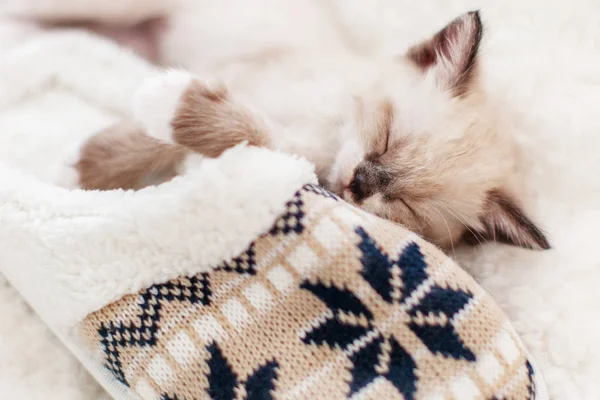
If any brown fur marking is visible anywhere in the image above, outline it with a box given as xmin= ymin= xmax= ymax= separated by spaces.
xmin=76 ymin=121 xmax=187 ymax=190
xmin=407 ymin=11 xmax=483 ymax=97
xmin=170 ymin=80 xmax=271 ymax=158
xmin=481 ymin=189 xmax=551 ymax=250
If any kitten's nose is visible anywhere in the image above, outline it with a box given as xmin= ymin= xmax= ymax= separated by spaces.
xmin=349 ymin=172 xmax=367 ymax=200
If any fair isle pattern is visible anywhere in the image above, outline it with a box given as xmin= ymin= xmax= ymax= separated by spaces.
xmin=78 ymin=184 xmax=539 ymax=400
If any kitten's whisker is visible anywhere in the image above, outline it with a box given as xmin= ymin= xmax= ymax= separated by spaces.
xmin=416 ymin=204 xmax=435 ymax=233
xmin=417 ymin=203 xmax=454 ymax=254
xmin=430 ymin=206 xmax=456 ymax=257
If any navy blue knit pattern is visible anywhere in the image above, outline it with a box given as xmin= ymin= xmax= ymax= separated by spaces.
xmin=526 ymin=360 xmax=536 ymax=400
xmin=269 ymin=193 xmax=305 ymax=236
xmin=161 ymin=395 xmax=181 ymax=400
xmin=300 ymin=227 xmax=476 ymax=398
xmin=206 ymin=342 xmax=278 ymax=400
xmin=217 ymin=242 xmax=257 ymax=275
xmin=303 ymin=183 xmax=340 ymax=201
xmin=98 ymin=274 xmax=211 ymax=386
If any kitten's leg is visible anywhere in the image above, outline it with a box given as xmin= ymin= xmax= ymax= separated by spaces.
xmin=76 ymin=121 xmax=187 ymax=190
xmin=134 ymin=70 xmax=272 ymax=157
xmin=76 ymin=70 xmax=271 ymax=190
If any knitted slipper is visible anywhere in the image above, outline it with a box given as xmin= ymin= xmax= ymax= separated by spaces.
xmin=74 ymin=179 xmax=548 ymax=400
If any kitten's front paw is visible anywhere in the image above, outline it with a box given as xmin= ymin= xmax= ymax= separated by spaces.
xmin=133 ymin=69 xmax=268 ymax=158
xmin=133 ymin=69 xmax=195 ymax=144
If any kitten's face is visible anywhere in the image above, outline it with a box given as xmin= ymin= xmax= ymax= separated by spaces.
xmin=328 ymin=12 xmax=550 ymax=251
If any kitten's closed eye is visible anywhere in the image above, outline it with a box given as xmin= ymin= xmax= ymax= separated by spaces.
xmin=356 ymin=98 xmax=395 ymax=158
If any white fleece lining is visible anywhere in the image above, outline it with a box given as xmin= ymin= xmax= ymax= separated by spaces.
xmin=0 ymin=145 xmax=316 ymax=336
xmin=0 ymin=30 xmax=156 ymax=116
xmin=0 ymin=31 xmax=317 ymax=338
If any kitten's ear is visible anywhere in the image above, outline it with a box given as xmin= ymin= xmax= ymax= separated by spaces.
xmin=406 ymin=11 xmax=483 ymax=96
xmin=464 ymin=188 xmax=551 ymax=250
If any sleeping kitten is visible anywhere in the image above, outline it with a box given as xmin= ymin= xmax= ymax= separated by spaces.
xmin=76 ymin=11 xmax=551 ymax=251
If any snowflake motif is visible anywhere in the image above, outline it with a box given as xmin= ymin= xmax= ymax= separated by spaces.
xmin=207 ymin=342 xmax=278 ymax=400
xmin=162 ymin=342 xmax=278 ymax=400
xmin=300 ymin=227 xmax=475 ymax=399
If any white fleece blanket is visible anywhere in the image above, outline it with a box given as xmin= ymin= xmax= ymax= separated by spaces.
xmin=0 ymin=26 xmax=155 ymax=400
xmin=0 ymin=1 xmax=599 ymax=399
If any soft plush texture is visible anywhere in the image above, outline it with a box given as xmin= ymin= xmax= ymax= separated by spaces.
xmin=0 ymin=0 xmax=599 ymax=399
xmin=0 ymin=26 xmax=156 ymax=400
xmin=0 ymin=144 xmax=314 ymax=334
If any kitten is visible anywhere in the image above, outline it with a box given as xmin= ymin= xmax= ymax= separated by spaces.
xmin=76 ymin=11 xmax=551 ymax=251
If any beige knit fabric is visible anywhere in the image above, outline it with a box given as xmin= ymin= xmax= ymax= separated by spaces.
xmin=78 ymin=184 xmax=542 ymax=400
